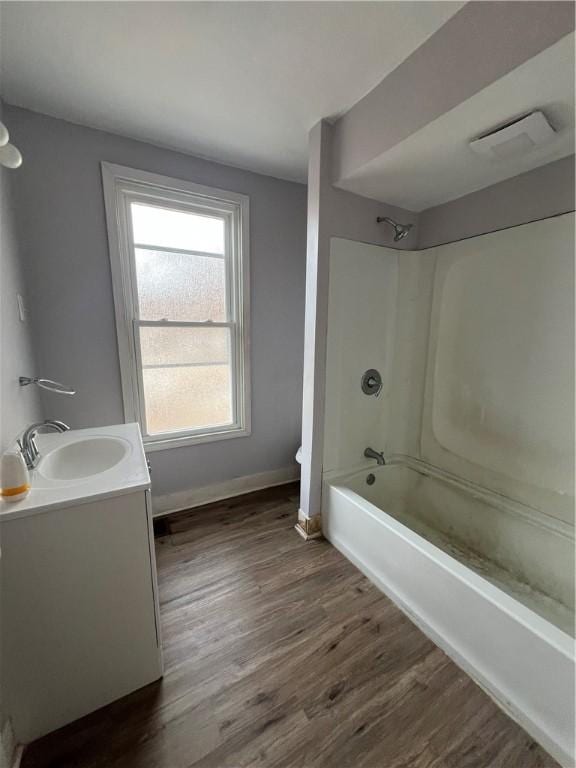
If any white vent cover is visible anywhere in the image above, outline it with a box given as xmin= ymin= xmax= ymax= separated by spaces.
xmin=469 ymin=111 xmax=556 ymax=160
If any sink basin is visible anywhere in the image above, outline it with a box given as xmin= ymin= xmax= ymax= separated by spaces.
xmin=1 ymin=424 xmax=148 ymax=521
xmin=38 ymin=437 xmax=130 ymax=481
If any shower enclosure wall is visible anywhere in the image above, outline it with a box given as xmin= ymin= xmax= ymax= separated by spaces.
xmin=321 ymin=213 xmax=575 ymax=766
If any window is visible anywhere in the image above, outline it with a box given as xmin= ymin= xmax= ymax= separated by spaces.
xmin=102 ymin=163 xmax=250 ymax=450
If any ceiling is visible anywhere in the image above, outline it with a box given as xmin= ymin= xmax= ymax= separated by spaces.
xmin=337 ymin=32 xmax=576 ymax=211
xmin=0 ymin=1 xmax=463 ymax=183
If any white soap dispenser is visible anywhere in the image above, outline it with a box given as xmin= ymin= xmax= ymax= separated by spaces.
xmin=0 ymin=449 xmax=31 ymax=502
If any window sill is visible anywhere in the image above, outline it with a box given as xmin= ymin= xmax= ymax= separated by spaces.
xmin=143 ymin=425 xmax=251 ymax=452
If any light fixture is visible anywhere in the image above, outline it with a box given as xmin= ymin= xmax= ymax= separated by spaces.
xmin=0 ymin=120 xmax=23 ymax=168
xmin=0 ymin=121 xmax=8 ymax=148
xmin=0 ymin=143 xmax=23 ymax=169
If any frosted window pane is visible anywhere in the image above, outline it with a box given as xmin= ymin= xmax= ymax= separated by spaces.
xmin=135 ymin=248 xmax=226 ymax=322
xmin=131 ymin=203 xmax=224 ymax=254
xmin=139 ymin=326 xmax=230 ymax=367
xmin=139 ymin=327 xmax=233 ymax=434
xmin=143 ymin=365 xmax=232 ymax=435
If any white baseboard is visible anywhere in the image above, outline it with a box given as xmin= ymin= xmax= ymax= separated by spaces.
xmin=294 ymin=523 xmax=323 ymax=540
xmin=152 ymin=465 xmax=300 ymax=517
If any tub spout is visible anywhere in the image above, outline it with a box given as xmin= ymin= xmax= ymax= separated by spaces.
xmin=364 ymin=447 xmax=386 ymax=466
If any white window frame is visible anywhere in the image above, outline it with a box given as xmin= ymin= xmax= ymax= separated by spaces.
xmin=101 ymin=162 xmax=251 ymax=451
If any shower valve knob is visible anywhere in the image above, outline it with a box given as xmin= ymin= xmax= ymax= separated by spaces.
xmin=361 ymin=369 xmax=383 ymax=397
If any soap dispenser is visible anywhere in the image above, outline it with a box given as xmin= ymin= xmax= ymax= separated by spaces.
xmin=0 ymin=449 xmax=31 ymax=502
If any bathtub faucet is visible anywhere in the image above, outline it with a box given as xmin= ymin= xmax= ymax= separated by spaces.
xmin=364 ymin=447 xmax=386 ymax=466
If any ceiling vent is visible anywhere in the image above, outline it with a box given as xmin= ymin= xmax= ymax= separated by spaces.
xmin=469 ymin=111 xmax=556 ymax=160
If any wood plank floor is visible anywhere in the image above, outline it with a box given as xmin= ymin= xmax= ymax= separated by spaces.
xmin=22 ymin=483 xmax=557 ymax=768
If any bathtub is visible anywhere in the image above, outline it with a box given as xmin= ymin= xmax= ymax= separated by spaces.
xmin=322 ymin=461 xmax=575 ymax=767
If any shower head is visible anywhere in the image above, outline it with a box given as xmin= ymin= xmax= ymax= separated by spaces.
xmin=376 ymin=216 xmax=413 ymax=242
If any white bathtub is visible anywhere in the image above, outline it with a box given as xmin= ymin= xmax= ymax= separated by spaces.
xmin=322 ymin=461 xmax=575 ymax=767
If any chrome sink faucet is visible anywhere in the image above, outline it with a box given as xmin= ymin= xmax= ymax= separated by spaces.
xmin=19 ymin=420 xmax=70 ymax=470
xmin=364 ymin=447 xmax=386 ymax=466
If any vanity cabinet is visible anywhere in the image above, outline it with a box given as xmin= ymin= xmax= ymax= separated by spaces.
xmin=1 ymin=488 xmax=162 ymax=743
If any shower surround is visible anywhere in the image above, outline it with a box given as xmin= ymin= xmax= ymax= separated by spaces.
xmin=321 ymin=213 xmax=575 ymax=766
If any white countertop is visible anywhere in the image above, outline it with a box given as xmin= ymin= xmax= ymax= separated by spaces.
xmin=0 ymin=423 xmax=150 ymax=522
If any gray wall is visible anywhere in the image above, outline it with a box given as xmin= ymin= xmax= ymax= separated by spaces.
xmin=418 ymin=155 xmax=575 ymax=248
xmin=299 ymin=119 xmax=419 ymax=521
xmin=0 ymin=101 xmax=41 ymax=453
xmin=5 ymin=105 xmax=307 ymax=498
